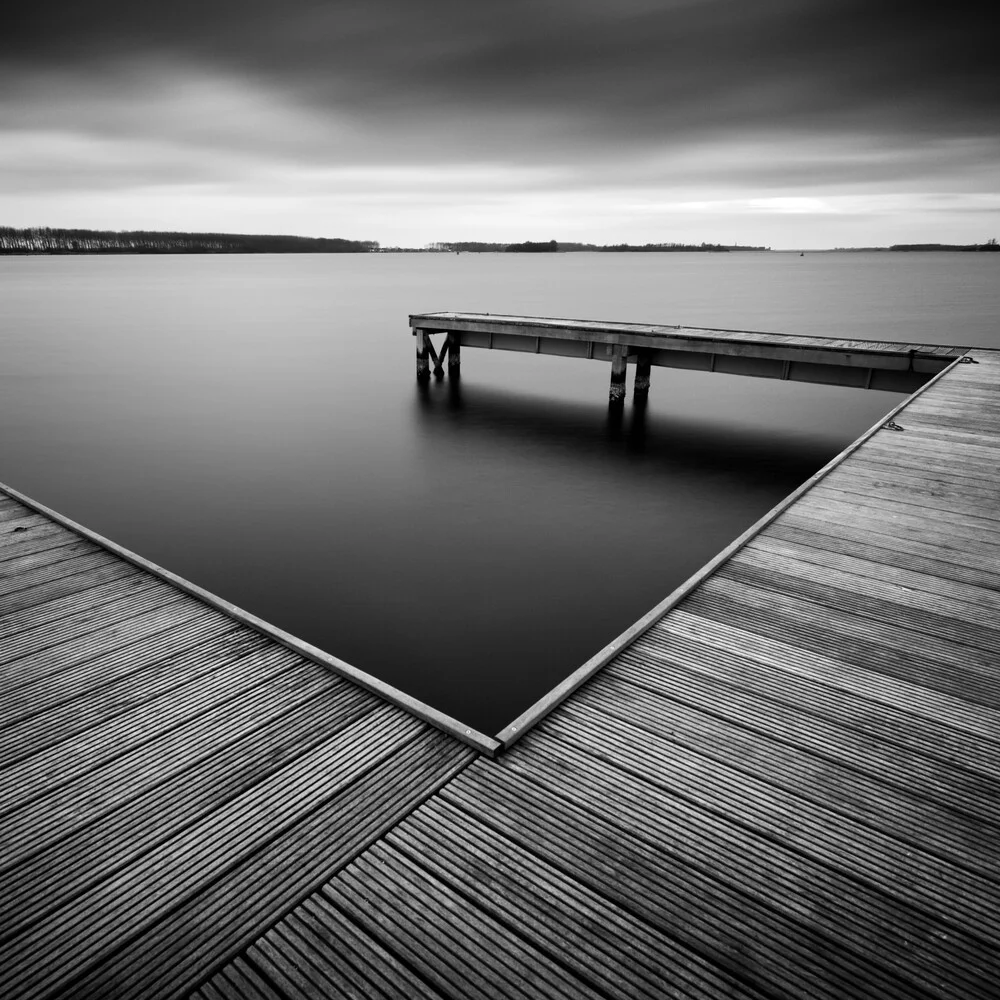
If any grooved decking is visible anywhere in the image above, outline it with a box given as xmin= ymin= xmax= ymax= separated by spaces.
xmin=2 ymin=348 xmax=998 ymax=999
xmin=0 ymin=502 xmax=476 ymax=999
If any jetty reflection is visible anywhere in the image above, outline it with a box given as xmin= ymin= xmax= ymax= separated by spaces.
xmin=413 ymin=378 xmax=828 ymax=490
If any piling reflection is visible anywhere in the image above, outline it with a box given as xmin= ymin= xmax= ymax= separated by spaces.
xmin=413 ymin=379 xmax=829 ymax=489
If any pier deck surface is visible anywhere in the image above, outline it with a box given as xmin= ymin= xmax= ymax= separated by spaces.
xmin=410 ymin=310 xmax=967 ymax=361
xmin=2 ymin=349 xmax=998 ymax=999
xmin=410 ymin=311 xmax=969 ymax=392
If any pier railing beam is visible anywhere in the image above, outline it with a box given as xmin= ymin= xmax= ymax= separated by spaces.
xmin=609 ymin=345 xmax=627 ymax=410
xmin=415 ymin=330 xmax=430 ymax=382
xmin=447 ymin=332 xmax=461 ymax=377
xmin=634 ymin=351 xmax=651 ymax=405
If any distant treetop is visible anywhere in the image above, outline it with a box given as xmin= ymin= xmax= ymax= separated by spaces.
xmin=889 ymin=240 xmax=998 ymax=252
xmin=0 ymin=227 xmax=378 ymax=254
xmin=431 ymin=240 xmax=770 ymax=253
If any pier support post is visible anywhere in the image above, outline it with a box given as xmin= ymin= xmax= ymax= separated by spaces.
xmin=415 ymin=330 xmax=430 ymax=382
xmin=447 ymin=332 xmax=461 ymax=378
xmin=429 ymin=337 xmax=446 ymax=377
xmin=634 ymin=351 xmax=651 ymax=405
xmin=609 ymin=345 xmax=627 ymax=410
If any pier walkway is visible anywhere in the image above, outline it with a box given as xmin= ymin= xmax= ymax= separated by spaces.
xmin=1 ymin=339 xmax=998 ymax=999
xmin=409 ymin=311 xmax=968 ymax=395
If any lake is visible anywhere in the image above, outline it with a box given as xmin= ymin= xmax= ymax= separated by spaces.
xmin=1 ymin=251 xmax=997 ymax=733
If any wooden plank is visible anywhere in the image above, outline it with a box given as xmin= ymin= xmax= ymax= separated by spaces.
xmin=0 ymin=613 xmax=240 ymax=732
xmin=731 ymin=542 xmax=1000 ymax=633
xmin=442 ymin=761 xmax=957 ymax=1000
xmin=683 ymin=584 xmax=1000 ymax=707
xmin=700 ymin=569 xmax=1000 ymax=681
xmin=0 ymin=600 xmax=217 ymax=695
xmin=905 ymin=396 xmax=1000 ymax=416
xmin=62 ymin=731 xmax=473 ymax=1000
xmin=572 ymin=676 xmax=1000 ymax=871
xmin=339 ymin=842 xmax=601 ymax=1000
xmin=772 ymin=514 xmax=1000 ymax=589
xmin=221 ymin=958 xmax=286 ymax=1000
xmin=790 ymin=493 xmax=1000 ymax=551
xmin=656 ymin=611 xmax=1000 ymax=742
xmin=0 ymin=545 xmax=111 ymax=598
xmin=0 ymin=552 xmax=132 ymax=615
xmin=0 ymin=646 xmax=315 ymax=826
xmin=847 ymin=454 xmax=1000 ymax=492
xmin=0 ymin=534 xmax=99 ymax=572
xmin=249 ymin=931 xmax=342 ymax=999
xmin=812 ymin=477 xmax=1000 ymax=526
xmin=612 ymin=643 xmax=1000 ymax=820
xmin=887 ymin=422 xmax=1000 ymax=453
xmin=1 ymin=683 xmax=373 ymax=940
xmin=285 ymin=897 xmax=445 ymax=1000
xmin=617 ymin=627 xmax=1000 ymax=781
xmin=2 ymin=659 xmax=324 ymax=862
xmin=0 ymin=558 xmax=139 ymax=617
xmin=0 ymin=571 xmax=163 ymax=642
xmin=745 ymin=532 xmax=1000 ymax=615
xmin=861 ymin=436 xmax=1000 ymax=472
xmin=475 ymin=743 xmax=996 ymax=999
xmin=0 ymin=503 xmax=43 ymax=523
xmin=0 ymin=583 xmax=191 ymax=667
xmin=537 ymin=710 xmax=1000 ymax=946
xmin=389 ymin=797 xmax=772 ymax=1000
xmin=0 ymin=625 xmax=263 ymax=768
xmin=0 ymin=524 xmax=79 ymax=561
xmin=0 ymin=706 xmax=425 ymax=1000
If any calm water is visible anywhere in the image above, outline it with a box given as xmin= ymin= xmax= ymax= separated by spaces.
xmin=2 ymin=252 xmax=997 ymax=732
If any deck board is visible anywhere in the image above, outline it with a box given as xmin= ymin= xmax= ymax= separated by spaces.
xmin=0 ymin=489 xmax=477 ymax=1000
xmin=201 ymin=348 xmax=998 ymax=1000
xmin=3 ymin=345 xmax=999 ymax=1000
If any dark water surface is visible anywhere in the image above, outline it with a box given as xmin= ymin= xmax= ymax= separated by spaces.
xmin=2 ymin=252 xmax=997 ymax=732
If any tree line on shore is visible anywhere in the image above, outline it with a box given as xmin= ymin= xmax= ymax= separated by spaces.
xmin=888 ymin=240 xmax=998 ymax=252
xmin=0 ymin=228 xmax=378 ymax=254
xmin=431 ymin=240 xmax=770 ymax=253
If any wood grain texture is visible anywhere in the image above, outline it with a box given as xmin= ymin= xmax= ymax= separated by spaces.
xmin=4 ymin=347 xmax=999 ymax=1000
xmin=0 ymin=491 xmax=476 ymax=1000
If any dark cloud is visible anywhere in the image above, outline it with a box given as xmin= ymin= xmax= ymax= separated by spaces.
xmin=3 ymin=0 xmax=997 ymax=244
xmin=4 ymin=0 xmax=997 ymax=154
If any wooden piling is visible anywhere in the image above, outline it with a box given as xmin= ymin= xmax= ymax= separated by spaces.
xmin=634 ymin=351 xmax=651 ymax=404
xmin=415 ymin=330 xmax=430 ymax=382
xmin=609 ymin=345 xmax=628 ymax=408
xmin=447 ymin=332 xmax=461 ymax=377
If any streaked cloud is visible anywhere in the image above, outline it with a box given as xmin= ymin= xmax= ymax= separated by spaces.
xmin=1 ymin=1 xmax=995 ymax=245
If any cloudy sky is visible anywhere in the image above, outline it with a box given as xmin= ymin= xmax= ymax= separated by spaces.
xmin=3 ymin=0 xmax=996 ymax=247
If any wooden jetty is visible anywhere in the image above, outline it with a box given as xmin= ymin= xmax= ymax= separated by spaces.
xmin=1 ymin=322 xmax=998 ymax=999
xmin=409 ymin=311 xmax=967 ymax=401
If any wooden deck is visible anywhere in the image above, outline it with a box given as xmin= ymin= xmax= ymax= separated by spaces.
xmin=2 ymin=347 xmax=998 ymax=999
xmin=410 ymin=311 xmax=968 ymax=392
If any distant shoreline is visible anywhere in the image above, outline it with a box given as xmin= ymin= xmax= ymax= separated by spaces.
xmin=1 ymin=227 xmax=996 ymax=255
